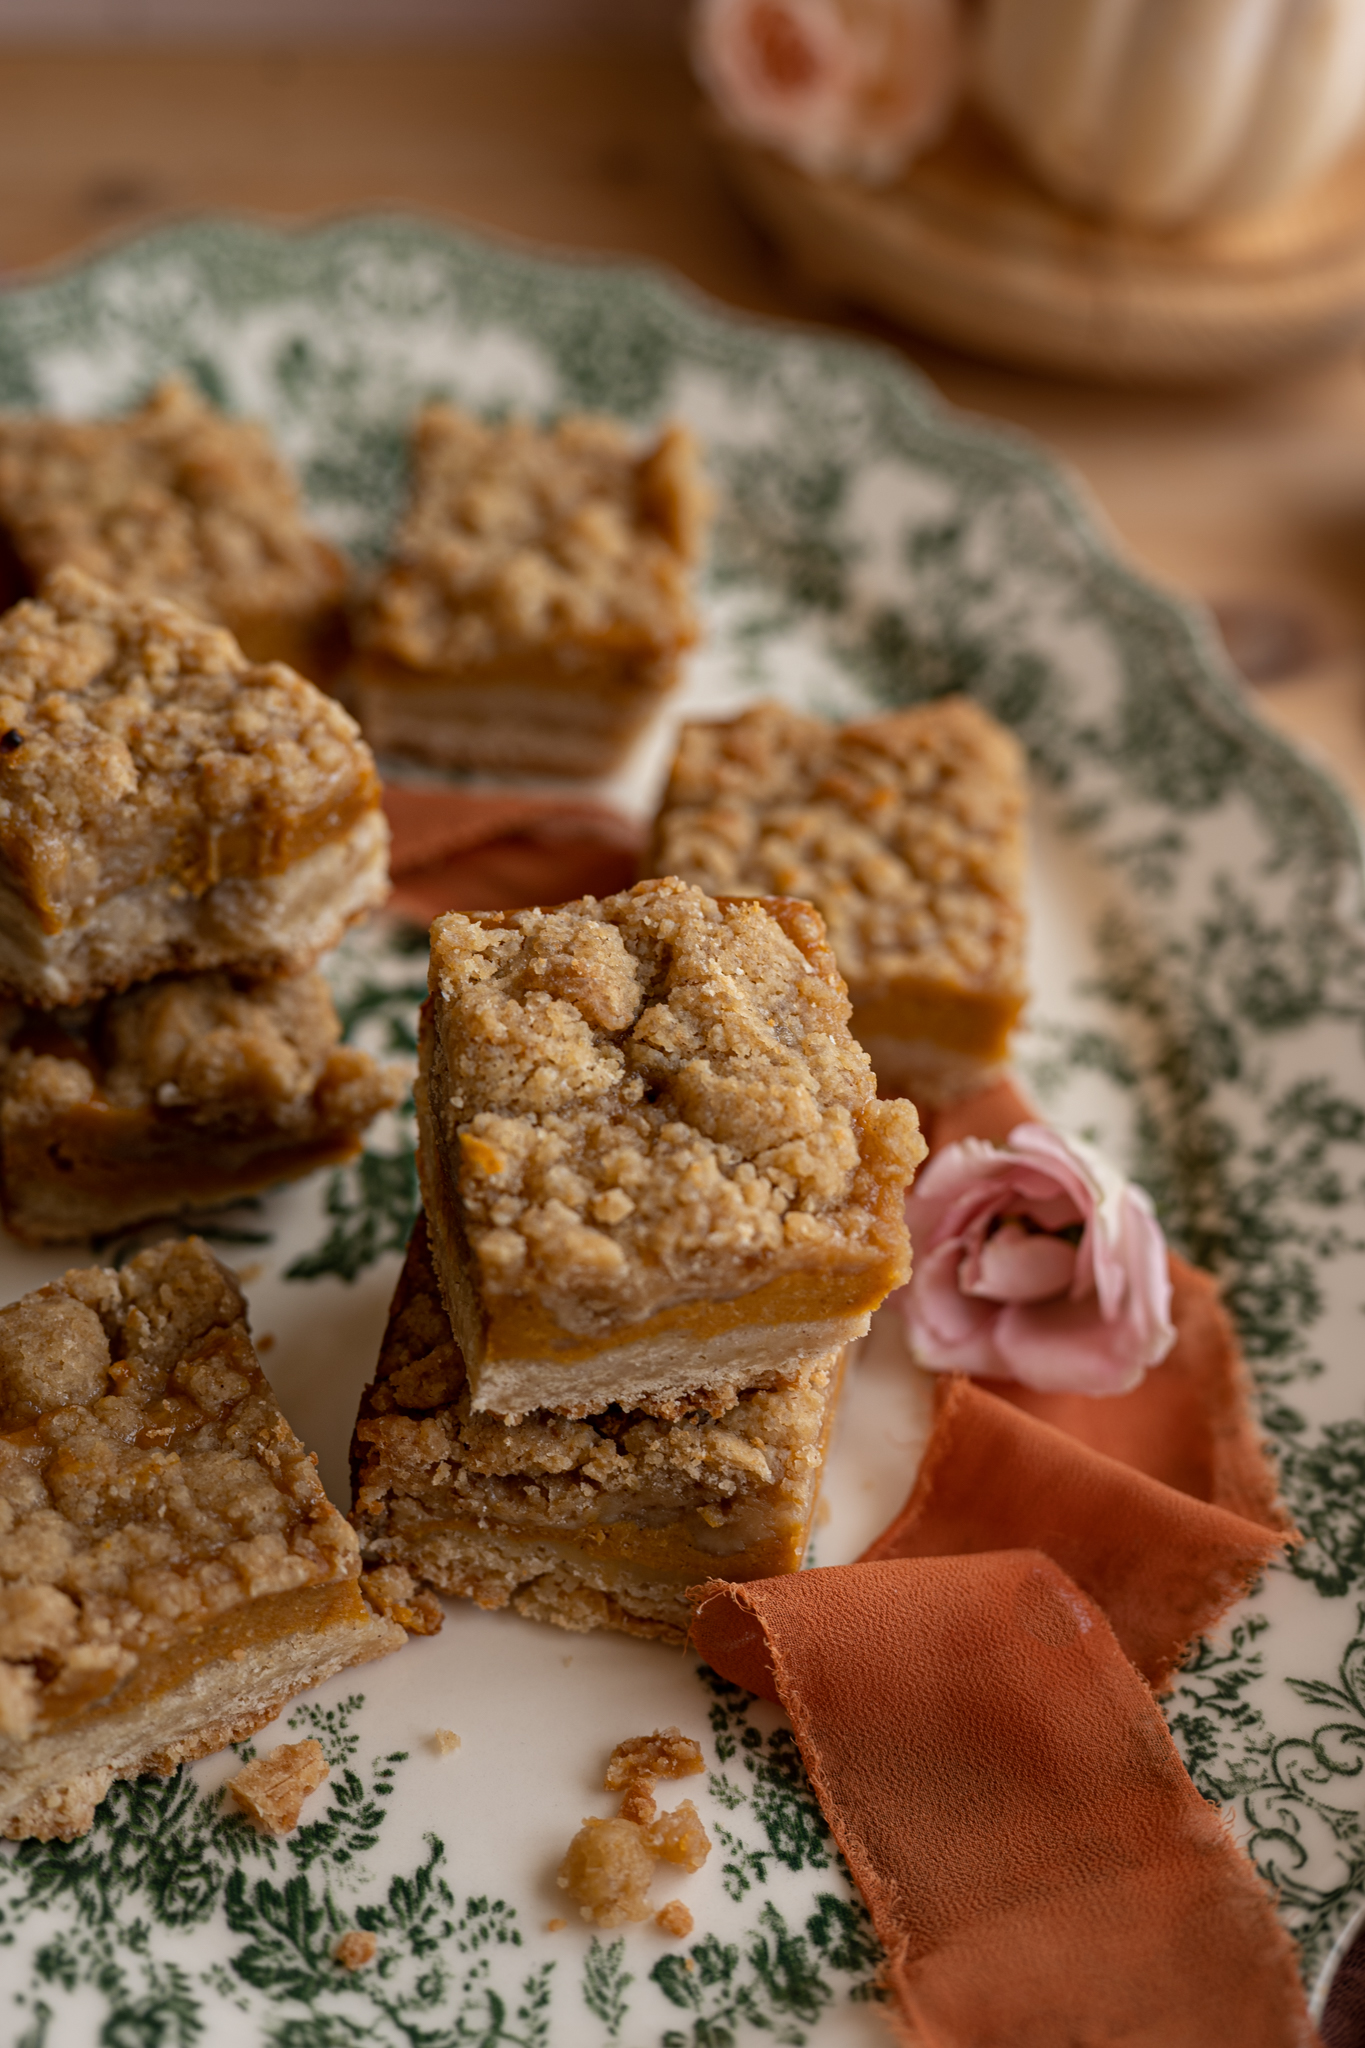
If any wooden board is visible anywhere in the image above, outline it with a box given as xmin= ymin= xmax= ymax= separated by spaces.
xmin=715 ymin=110 xmax=1365 ymax=387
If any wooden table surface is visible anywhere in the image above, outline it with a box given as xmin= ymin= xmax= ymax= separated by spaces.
xmin=1 ymin=43 xmax=1364 ymax=806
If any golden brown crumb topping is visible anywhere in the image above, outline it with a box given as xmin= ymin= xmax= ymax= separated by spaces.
xmin=605 ymin=1728 xmax=705 ymax=1790
xmin=353 ymin=1219 xmax=838 ymax=1540
xmin=358 ymin=407 xmax=709 ymax=674
xmin=0 ymin=379 xmax=346 ymax=630
xmin=0 ymin=567 xmax=379 ymax=927
xmin=0 ymin=1239 xmax=360 ymax=1743
xmin=655 ymin=1900 xmax=693 ymax=1939
xmin=650 ymin=698 xmax=1028 ymax=1000
xmin=424 ymin=877 xmax=923 ymax=1333
xmin=0 ymin=970 xmax=401 ymax=1134
xmin=226 ymin=1739 xmax=329 ymax=1833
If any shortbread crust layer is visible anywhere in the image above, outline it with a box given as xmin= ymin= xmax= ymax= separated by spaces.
xmin=417 ymin=877 xmax=923 ymax=1419
xmin=0 ymin=1237 xmax=404 ymax=1840
xmin=649 ymin=698 xmax=1028 ymax=1101
xmin=0 ymin=967 xmax=401 ymax=1242
xmin=351 ymin=1218 xmax=843 ymax=1644
xmin=351 ymin=662 xmax=677 ymax=778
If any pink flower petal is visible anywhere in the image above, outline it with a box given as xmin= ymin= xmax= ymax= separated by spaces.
xmin=967 ymin=1222 xmax=1077 ymax=1304
xmin=992 ymin=1298 xmax=1150 ymax=1397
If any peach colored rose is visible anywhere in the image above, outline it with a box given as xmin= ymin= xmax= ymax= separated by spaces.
xmin=692 ymin=0 xmax=963 ymax=185
xmin=899 ymin=1124 xmax=1176 ymax=1396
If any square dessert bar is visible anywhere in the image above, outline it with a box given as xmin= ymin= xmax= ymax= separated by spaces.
xmin=0 ymin=378 xmax=348 ymax=679
xmin=649 ymin=697 xmax=1029 ymax=1103
xmin=351 ymin=406 xmax=710 ymax=778
xmin=0 ymin=968 xmax=402 ymax=1243
xmin=0 ymin=1238 xmax=404 ymax=1843
xmin=0 ymin=567 xmax=389 ymax=1007
xmin=416 ymin=875 xmax=925 ymax=1421
xmin=352 ymin=1218 xmax=845 ymax=1643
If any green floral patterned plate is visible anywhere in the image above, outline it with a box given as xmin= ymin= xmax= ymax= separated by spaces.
xmin=0 ymin=215 xmax=1363 ymax=2048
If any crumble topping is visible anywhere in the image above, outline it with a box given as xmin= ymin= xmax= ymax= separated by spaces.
xmin=0 ymin=378 xmax=346 ymax=631
xmin=0 ymin=567 xmax=378 ymax=926
xmin=650 ymin=698 xmax=1027 ymax=999
xmin=358 ymin=407 xmax=709 ymax=674
xmin=655 ymin=1901 xmax=693 ymax=1939
xmin=226 ymin=1739 xmax=329 ymax=1833
xmin=352 ymin=1222 xmax=836 ymax=1536
xmin=0 ymin=969 xmax=401 ymax=1132
xmin=431 ymin=1729 xmax=461 ymax=1755
xmin=425 ymin=877 xmax=924 ymax=1334
xmin=0 ymin=1239 xmax=360 ymax=1742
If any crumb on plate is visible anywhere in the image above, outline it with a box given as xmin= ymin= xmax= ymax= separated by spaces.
xmin=226 ymin=1740 xmax=329 ymax=1834
xmin=333 ymin=1929 xmax=378 ymax=1970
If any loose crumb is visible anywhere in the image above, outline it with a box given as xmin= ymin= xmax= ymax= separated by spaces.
xmin=333 ymin=1930 xmax=378 ymax=1971
xmin=432 ymin=1729 xmax=462 ymax=1755
xmin=226 ymin=1740 xmax=329 ymax=1834
xmin=557 ymin=1817 xmax=655 ymax=1927
xmin=546 ymin=1918 xmax=567 ymax=1933
xmin=642 ymin=1801 xmax=709 ymax=1873
xmin=604 ymin=1728 xmax=704 ymax=1791
xmin=256 ymin=1329 xmax=275 ymax=1351
xmin=617 ymin=1778 xmax=656 ymax=1826
xmin=656 ymin=1901 xmax=693 ymax=1940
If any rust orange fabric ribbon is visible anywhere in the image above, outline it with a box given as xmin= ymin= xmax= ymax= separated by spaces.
xmin=690 ymin=1553 xmax=1315 ymax=2048
xmin=381 ymin=784 xmax=643 ymax=925
xmin=691 ymin=1073 xmax=1312 ymax=2044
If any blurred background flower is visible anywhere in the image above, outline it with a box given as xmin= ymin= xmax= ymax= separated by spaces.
xmin=691 ymin=0 xmax=963 ymax=184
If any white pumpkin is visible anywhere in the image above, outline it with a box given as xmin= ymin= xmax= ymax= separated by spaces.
xmin=977 ymin=0 xmax=1365 ymax=228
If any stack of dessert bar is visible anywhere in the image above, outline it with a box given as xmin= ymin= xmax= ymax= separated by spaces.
xmin=351 ymin=874 xmax=926 ymax=1642
xmin=0 ymin=565 xmax=398 ymax=1243
xmin=649 ymin=697 xmax=1029 ymax=1104
xmin=350 ymin=405 xmax=710 ymax=779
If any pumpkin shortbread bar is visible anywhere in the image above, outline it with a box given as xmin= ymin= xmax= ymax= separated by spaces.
xmin=416 ymin=875 xmax=924 ymax=1421
xmin=0 ymin=378 xmax=348 ymax=679
xmin=0 ymin=568 xmax=389 ymax=1008
xmin=351 ymin=1218 xmax=844 ymax=1643
xmin=351 ymin=406 xmax=709 ymax=778
xmin=0 ymin=1238 xmax=404 ymax=1843
xmin=0 ymin=969 xmax=402 ymax=1244
xmin=648 ymin=698 xmax=1029 ymax=1103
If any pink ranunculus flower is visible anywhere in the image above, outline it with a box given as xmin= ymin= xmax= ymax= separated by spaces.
xmin=692 ymin=0 xmax=964 ymax=186
xmin=900 ymin=1124 xmax=1176 ymax=1396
